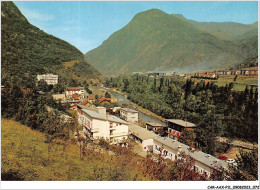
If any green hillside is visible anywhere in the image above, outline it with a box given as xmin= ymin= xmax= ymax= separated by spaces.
xmin=1 ymin=1 xmax=102 ymax=85
xmin=85 ymin=9 xmax=257 ymax=75
xmin=1 ymin=119 xmax=149 ymax=181
xmin=188 ymin=20 xmax=257 ymax=41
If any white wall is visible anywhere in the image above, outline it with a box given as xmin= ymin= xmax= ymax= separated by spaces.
xmin=127 ymin=112 xmax=138 ymax=123
xmin=120 ymin=110 xmax=138 ymax=123
xmin=194 ymin=160 xmax=211 ymax=176
xmin=78 ymin=108 xmax=128 ymax=143
xmin=153 ymin=139 xmax=213 ymax=175
xmin=153 ymin=140 xmax=178 ymax=161
xmin=142 ymin=138 xmax=154 ymax=151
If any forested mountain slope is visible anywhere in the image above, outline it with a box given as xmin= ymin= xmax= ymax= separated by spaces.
xmin=1 ymin=1 xmax=102 ymax=86
xmin=86 ymin=9 xmax=257 ymax=75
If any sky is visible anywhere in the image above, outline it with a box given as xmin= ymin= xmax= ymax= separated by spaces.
xmin=14 ymin=1 xmax=258 ymax=54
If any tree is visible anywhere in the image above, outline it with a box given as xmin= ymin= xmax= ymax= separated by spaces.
xmin=233 ymin=75 xmax=238 ymax=81
xmin=37 ymin=79 xmax=48 ymax=92
xmin=105 ymin=92 xmax=111 ymax=98
xmin=156 ymin=128 xmax=167 ymax=137
xmin=178 ymin=130 xmax=196 ymax=146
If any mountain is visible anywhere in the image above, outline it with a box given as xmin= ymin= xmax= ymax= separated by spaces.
xmin=1 ymin=1 xmax=102 ymax=85
xmin=85 ymin=9 xmax=257 ymax=75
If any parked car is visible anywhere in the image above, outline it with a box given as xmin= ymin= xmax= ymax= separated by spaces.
xmin=226 ymin=159 xmax=235 ymax=164
xmin=226 ymin=159 xmax=238 ymax=166
xmin=219 ymin=155 xmax=228 ymax=160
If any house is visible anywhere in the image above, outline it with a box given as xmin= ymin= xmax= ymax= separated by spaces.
xmin=194 ymin=73 xmax=216 ymax=79
xmin=72 ymin=94 xmax=80 ymax=100
xmin=61 ymin=100 xmax=81 ymax=110
xmin=98 ymin=97 xmax=111 ymax=104
xmin=66 ymin=87 xmax=85 ymax=99
xmin=248 ymin=68 xmax=258 ymax=76
xmin=224 ymin=71 xmax=231 ymax=75
xmin=146 ymin=122 xmax=166 ymax=133
xmin=241 ymin=69 xmax=249 ymax=75
xmin=87 ymin=94 xmax=96 ymax=104
xmin=109 ymin=107 xmax=121 ymax=115
xmin=53 ymin=94 xmax=66 ymax=101
xmin=166 ymin=119 xmax=196 ymax=139
xmin=37 ymin=73 xmax=58 ymax=85
xmin=231 ymin=70 xmax=241 ymax=75
xmin=129 ymin=124 xmax=156 ymax=151
xmin=77 ymin=105 xmax=129 ymax=144
xmin=120 ymin=108 xmax=139 ymax=123
xmin=153 ymin=136 xmax=228 ymax=176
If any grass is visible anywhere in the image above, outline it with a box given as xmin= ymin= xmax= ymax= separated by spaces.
xmin=210 ymin=75 xmax=258 ymax=91
xmin=62 ymin=60 xmax=79 ymax=69
xmin=1 ymin=119 xmax=151 ymax=181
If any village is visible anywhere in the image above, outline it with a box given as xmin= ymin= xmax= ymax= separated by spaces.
xmin=33 ymin=72 xmax=247 ymax=178
xmin=132 ymin=67 xmax=258 ymax=79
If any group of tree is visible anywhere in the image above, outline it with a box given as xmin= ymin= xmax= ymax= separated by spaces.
xmin=105 ymin=76 xmax=258 ymax=156
xmin=1 ymin=75 xmax=79 ymax=140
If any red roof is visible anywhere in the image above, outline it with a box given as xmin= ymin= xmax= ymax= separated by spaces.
xmin=81 ymin=100 xmax=89 ymax=105
xmin=67 ymin=87 xmax=84 ymax=91
xmin=248 ymin=68 xmax=258 ymax=71
xmin=72 ymin=94 xmax=80 ymax=100
xmin=88 ymin=94 xmax=95 ymax=100
xmin=98 ymin=98 xmax=111 ymax=103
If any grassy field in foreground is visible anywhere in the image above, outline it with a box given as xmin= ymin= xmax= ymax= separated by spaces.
xmin=1 ymin=119 xmax=149 ymax=181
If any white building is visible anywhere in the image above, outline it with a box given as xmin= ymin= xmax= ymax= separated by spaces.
xmin=120 ymin=108 xmax=139 ymax=123
xmin=153 ymin=136 xmax=228 ymax=176
xmin=66 ymin=87 xmax=85 ymax=99
xmin=52 ymin=94 xmax=66 ymax=101
xmin=146 ymin=71 xmax=176 ymax=77
xmin=77 ymin=105 xmax=129 ymax=144
xmin=129 ymin=124 xmax=156 ymax=151
xmin=37 ymin=73 xmax=58 ymax=85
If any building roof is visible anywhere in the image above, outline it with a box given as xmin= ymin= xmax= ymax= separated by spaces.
xmin=146 ymin=122 xmax=165 ymax=127
xmin=72 ymin=94 xmax=80 ymax=100
xmin=98 ymin=98 xmax=111 ymax=103
xmin=153 ymin=136 xmax=227 ymax=169
xmin=81 ymin=100 xmax=89 ymax=105
xmin=88 ymin=94 xmax=95 ymax=100
xmin=129 ymin=124 xmax=156 ymax=140
xmin=166 ymin=119 xmax=196 ymax=128
xmin=61 ymin=100 xmax=81 ymax=104
xmin=67 ymin=87 xmax=84 ymax=91
xmin=120 ymin=108 xmax=138 ymax=113
xmin=82 ymin=109 xmax=128 ymax=125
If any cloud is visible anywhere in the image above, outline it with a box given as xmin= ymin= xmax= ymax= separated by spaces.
xmin=19 ymin=7 xmax=54 ymax=22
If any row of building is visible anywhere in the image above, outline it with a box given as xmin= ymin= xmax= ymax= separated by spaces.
xmin=216 ymin=68 xmax=258 ymax=76
xmin=190 ymin=68 xmax=258 ymax=79
xmin=132 ymin=71 xmax=176 ymax=77
xmin=77 ymin=105 xmax=227 ymax=176
xmin=129 ymin=123 xmax=227 ymax=176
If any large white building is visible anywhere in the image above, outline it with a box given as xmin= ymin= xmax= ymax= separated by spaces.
xmin=153 ymin=136 xmax=228 ymax=176
xmin=77 ymin=105 xmax=129 ymax=144
xmin=37 ymin=73 xmax=58 ymax=85
xmin=120 ymin=108 xmax=139 ymax=123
